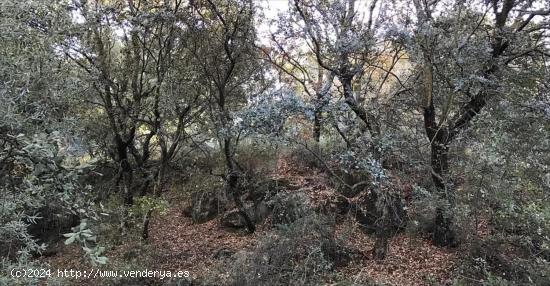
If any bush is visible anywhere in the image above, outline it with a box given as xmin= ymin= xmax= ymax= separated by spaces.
xmin=455 ymin=237 xmax=550 ymax=285
xmin=0 ymin=132 xmax=101 ymax=284
xmin=287 ymin=145 xmax=322 ymax=170
xmin=235 ymin=141 xmax=279 ymax=177
xmin=206 ymin=214 xmax=349 ymax=286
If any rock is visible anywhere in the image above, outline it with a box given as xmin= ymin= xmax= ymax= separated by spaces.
xmin=190 ymin=190 xmax=227 ymax=224
xmin=220 ymin=210 xmax=245 ymax=228
xmin=253 ymin=201 xmax=271 ymax=223
xmin=220 ymin=209 xmax=254 ymax=229
xmin=271 ymin=192 xmax=311 ymax=225
xmin=243 ymin=178 xmax=295 ymax=224
xmin=247 ymin=178 xmax=293 ymax=203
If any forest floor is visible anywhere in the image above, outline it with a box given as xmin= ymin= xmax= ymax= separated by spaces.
xmin=43 ymin=153 xmax=460 ymax=286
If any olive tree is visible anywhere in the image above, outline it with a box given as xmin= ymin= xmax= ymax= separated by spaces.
xmin=185 ymin=0 xmax=267 ymax=233
xmin=61 ymin=0 xmax=204 ymax=209
xmin=1 ymin=1 xmax=106 ymax=282
xmin=395 ymin=0 xmax=550 ymax=245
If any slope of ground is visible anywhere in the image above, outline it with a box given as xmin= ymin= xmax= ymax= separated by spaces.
xmin=43 ymin=152 xmax=459 ymax=286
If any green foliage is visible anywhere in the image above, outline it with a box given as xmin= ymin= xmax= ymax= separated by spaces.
xmin=0 ymin=0 xmax=548 ymax=284
xmin=63 ymin=219 xmax=108 ymax=265
xmin=454 ymin=59 xmax=550 ymax=284
xmin=0 ymin=1 xmax=104 ymax=280
xmin=0 ymin=132 xmax=99 ymax=284
xmin=130 ymin=196 xmax=169 ymax=218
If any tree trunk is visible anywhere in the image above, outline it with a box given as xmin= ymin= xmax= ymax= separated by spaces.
xmin=115 ymin=138 xmax=134 ymax=206
xmin=341 ymin=77 xmax=374 ymax=134
xmin=141 ymin=160 xmax=168 ymax=242
xmin=429 ymin=139 xmax=457 ymax=246
xmin=373 ymin=225 xmax=390 ymax=260
xmin=423 ymin=104 xmax=456 ymax=246
xmin=223 ymin=138 xmax=255 ymax=233
xmin=313 ymin=109 xmax=321 ymax=143
xmin=433 ymin=207 xmax=455 ymax=247
xmin=312 ymin=71 xmax=334 ymax=143
xmin=141 ymin=209 xmax=153 ymax=241
xmin=430 ymin=137 xmax=449 ymax=191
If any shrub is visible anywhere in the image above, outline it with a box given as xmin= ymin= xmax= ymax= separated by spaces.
xmin=0 ymin=132 xmax=101 ymax=284
xmin=455 ymin=236 xmax=550 ymax=285
xmin=207 ymin=214 xmax=349 ymax=286
xmin=287 ymin=145 xmax=322 ymax=170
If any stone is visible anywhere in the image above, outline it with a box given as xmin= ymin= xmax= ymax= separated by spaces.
xmin=271 ymin=192 xmax=311 ymax=225
xmin=253 ymin=201 xmax=271 ymax=223
xmin=220 ymin=209 xmax=254 ymax=229
xmin=190 ymin=190 xmax=227 ymax=224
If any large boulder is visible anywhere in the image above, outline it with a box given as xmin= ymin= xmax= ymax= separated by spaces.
xmin=240 ymin=178 xmax=296 ymax=225
xmin=246 ymin=178 xmax=295 ymax=203
xmin=271 ymin=192 xmax=312 ymax=225
xmin=190 ymin=178 xmax=302 ymax=228
xmin=188 ymin=190 xmax=228 ymax=224
xmin=220 ymin=208 xmax=255 ymax=229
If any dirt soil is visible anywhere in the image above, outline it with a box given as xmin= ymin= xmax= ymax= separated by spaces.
xmin=43 ymin=153 xmax=460 ymax=286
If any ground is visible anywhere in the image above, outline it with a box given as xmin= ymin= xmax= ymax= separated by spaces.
xmin=43 ymin=153 xmax=460 ymax=286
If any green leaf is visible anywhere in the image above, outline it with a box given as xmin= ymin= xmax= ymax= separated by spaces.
xmin=62 ymin=232 xmax=75 ymax=238
xmin=64 ymin=235 xmax=76 ymax=245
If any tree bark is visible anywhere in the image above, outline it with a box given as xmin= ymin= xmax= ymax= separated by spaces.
xmin=115 ymin=137 xmax=134 ymax=206
xmin=424 ymin=106 xmax=459 ymax=247
xmin=313 ymin=109 xmax=321 ymax=143
xmin=373 ymin=232 xmax=390 ymax=260
xmin=141 ymin=209 xmax=153 ymax=241
xmin=341 ymin=77 xmax=375 ymax=134
xmin=422 ymin=69 xmax=457 ymax=246
xmin=430 ymin=137 xmax=449 ymax=191
xmin=373 ymin=218 xmax=390 ymax=260
xmin=432 ymin=207 xmax=455 ymax=247
xmin=423 ymin=102 xmax=450 ymax=191
xmin=223 ymin=138 xmax=255 ymax=233
xmin=141 ymin=156 xmax=170 ymax=242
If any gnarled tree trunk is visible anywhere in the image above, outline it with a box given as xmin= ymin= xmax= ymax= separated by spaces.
xmin=223 ymin=138 xmax=255 ymax=233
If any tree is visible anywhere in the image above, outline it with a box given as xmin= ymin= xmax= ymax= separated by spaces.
xmin=62 ymin=0 xmax=204 ymax=210
xmin=400 ymin=0 xmax=550 ymax=246
xmin=0 ymin=1 xmax=105 ymax=281
xmin=270 ymin=0 xmax=412 ymax=259
xmin=289 ymin=0 xmax=383 ymax=140
xmin=263 ymin=27 xmax=335 ymax=143
xmin=186 ymin=0 xmax=266 ymax=233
